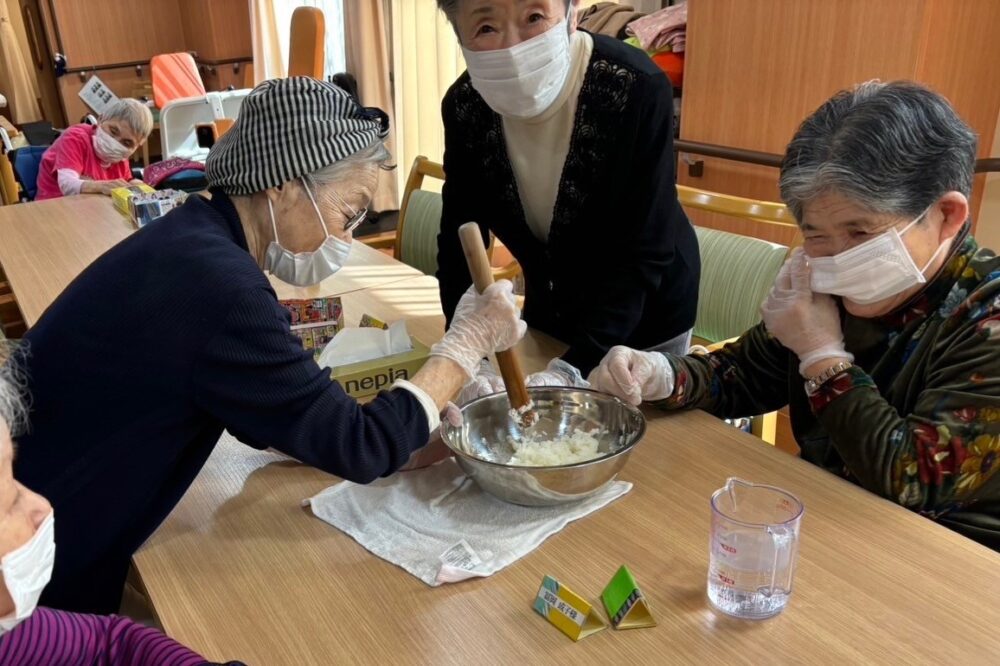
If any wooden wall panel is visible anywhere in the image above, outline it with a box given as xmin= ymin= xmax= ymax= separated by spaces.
xmin=208 ymin=0 xmax=252 ymax=61
xmin=679 ymin=0 xmax=1000 ymax=239
xmin=58 ymin=69 xmax=153 ymax=125
xmin=178 ymin=0 xmax=215 ymax=60
xmin=679 ymin=0 xmax=926 ymax=238
xmin=179 ymin=0 xmax=251 ymax=62
xmin=50 ymin=0 xmax=186 ymax=68
xmin=914 ymin=0 xmax=1000 ymax=222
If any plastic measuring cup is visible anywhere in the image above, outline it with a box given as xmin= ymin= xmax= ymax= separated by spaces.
xmin=707 ymin=477 xmax=804 ymax=619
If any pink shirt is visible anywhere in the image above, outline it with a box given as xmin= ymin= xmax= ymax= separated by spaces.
xmin=35 ymin=124 xmax=132 ymax=201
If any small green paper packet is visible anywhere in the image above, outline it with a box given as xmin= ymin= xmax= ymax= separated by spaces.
xmin=602 ymin=565 xmax=656 ymax=629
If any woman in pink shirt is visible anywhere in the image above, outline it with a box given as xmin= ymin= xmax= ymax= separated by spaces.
xmin=35 ymin=99 xmax=153 ymax=200
xmin=0 ymin=346 xmax=244 ymax=665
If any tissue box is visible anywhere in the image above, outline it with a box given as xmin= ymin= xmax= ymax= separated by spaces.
xmin=129 ymin=189 xmax=187 ymax=227
xmin=281 ymin=297 xmax=344 ymax=358
xmin=330 ymin=337 xmax=431 ymax=399
xmin=111 ymin=184 xmax=155 ymax=217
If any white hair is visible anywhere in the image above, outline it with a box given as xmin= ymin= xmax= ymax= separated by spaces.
xmin=307 ymin=140 xmax=392 ymax=186
xmin=0 ymin=341 xmax=29 ymax=437
xmin=99 ymin=98 xmax=154 ymax=139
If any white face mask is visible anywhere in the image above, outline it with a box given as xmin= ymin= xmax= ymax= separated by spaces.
xmin=92 ymin=126 xmax=132 ymax=164
xmin=264 ymin=178 xmax=352 ymax=287
xmin=809 ymin=207 xmax=948 ymax=305
xmin=0 ymin=512 xmax=55 ymax=636
xmin=461 ymin=5 xmax=573 ymax=119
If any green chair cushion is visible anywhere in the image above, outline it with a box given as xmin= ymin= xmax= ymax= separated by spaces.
xmin=693 ymin=227 xmax=789 ymax=343
xmin=398 ymin=190 xmax=443 ymax=277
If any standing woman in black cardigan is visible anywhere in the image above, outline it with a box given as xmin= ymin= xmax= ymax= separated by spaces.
xmin=436 ymin=0 xmax=700 ymax=397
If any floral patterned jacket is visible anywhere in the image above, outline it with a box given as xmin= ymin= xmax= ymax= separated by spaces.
xmin=660 ymin=226 xmax=1000 ymax=551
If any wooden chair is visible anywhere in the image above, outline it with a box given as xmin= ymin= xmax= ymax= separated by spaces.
xmin=678 ymin=185 xmax=798 ymax=445
xmin=0 ymin=127 xmax=19 ymax=205
xmin=288 ymin=7 xmax=325 ymax=79
xmin=364 ymin=156 xmax=521 ymax=282
xmin=0 ymin=267 xmax=25 ymax=338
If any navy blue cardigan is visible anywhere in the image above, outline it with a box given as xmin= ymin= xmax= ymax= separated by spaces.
xmin=14 ymin=191 xmax=429 ymax=613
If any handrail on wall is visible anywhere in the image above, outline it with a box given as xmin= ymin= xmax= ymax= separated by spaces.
xmin=676 ymin=139 xmax=1000 ymax=174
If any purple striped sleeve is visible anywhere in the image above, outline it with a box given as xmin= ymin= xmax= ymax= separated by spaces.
xmin=0 ymin=607 xmax=207 ymax=665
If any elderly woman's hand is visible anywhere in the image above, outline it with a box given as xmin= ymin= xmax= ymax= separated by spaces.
xmin=456 ymin=360 xmax=506 ymax=405
xmin=399 ymin=403 xmax=462 ymax=471
xmin=526 ymin=358 xmax=589 ymax=389
xmin=588 ymin=346 xmax=674 ymax=406
xmin=456 ymin=358 xmax=589 ymax=405
xmin=760 ymin=249 xmax=853 ymax=375
xmin=429 ymin=281 xmax=526 ymax=379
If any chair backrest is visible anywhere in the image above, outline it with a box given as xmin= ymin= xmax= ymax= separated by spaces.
xmin=677 ymin=185 xmax=796 ymax=226
xmin=396 ymin=156 xmax=447 ymax=276
xmin=151 ymin=53 xmax=206 ymax=109
xmin=693 ymin=227 xmax=788 ymax=343
xmin=399 ymin=190 xmax=443 ymax=276
xmin=676 ymin=185 xmax=796 ymax=343
xmin=288 ymin=7 xmax=325 ymax=79
xmin=10 ymin=146 xmax=47 ymax=201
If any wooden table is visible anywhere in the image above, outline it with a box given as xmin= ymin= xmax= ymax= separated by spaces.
xmin=134 ymin=276 xmax=1000 ymax=665
xmin=0 ymin=194 xmax=423 ymax=327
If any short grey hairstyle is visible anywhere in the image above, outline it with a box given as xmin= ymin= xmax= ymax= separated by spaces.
xmin=99 ymin=98 xmax=154 ymax=140
xmin=779 ymin=80 xmax=977 ymax=223
xmin=0 ymin=341 xmax=29 ymax=438
xmin=435 ymin=0 xmax=570 ymax=22
xmin=307 ymin=139 xmax=392 ymax=187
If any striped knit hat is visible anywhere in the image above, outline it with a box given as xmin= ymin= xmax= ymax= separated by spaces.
xmin=206 ymin=77 xmax=389 ymax=195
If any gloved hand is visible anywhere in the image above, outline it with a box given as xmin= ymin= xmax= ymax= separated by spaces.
xmin=760 ymin=248 xmax=853 ymax=375
xmin=430 ymin=281 xmax=527 ymax=379
xmin=526 ymin=358 xmax=589 ymax=389
xmin=587 ymin=346 xmax=674 ymax=406
xmin=456 ymin=360 xmax=506 ymax=405
xmin=400 ymin=403 xmax=463 ymax=471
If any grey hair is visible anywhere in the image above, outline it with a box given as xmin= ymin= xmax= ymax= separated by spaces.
xmin=779 ymin=80 xmax=977 ymax=223
xmin=0 ymin=341 xmax=29 ymax=438
xmin=307 ymin=139 xmax=392 ymax=186
xmin=435 ymin=0 xmax=570 ymax=22
xmin=99 ymin=98 xmax=155 ymax=140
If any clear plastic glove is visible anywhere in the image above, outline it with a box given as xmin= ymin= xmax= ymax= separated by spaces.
xmin=430 ymin=281 xmax=527 ymax=379
xmin=587 ymin=346 xmax=674 ymax=406
xmin=456 ymin=360 xmax=506 ymax=405
xmin=760 ymin=248 xmax=853 ymax=375
xmin=399 ymin=402 xmax=463 ymax=471
xmin=526 ymin=358 xmax=589 ymax=389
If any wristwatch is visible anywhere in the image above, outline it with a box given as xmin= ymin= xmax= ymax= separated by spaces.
xmin=804 ymin=361 xmax=854 ymax=394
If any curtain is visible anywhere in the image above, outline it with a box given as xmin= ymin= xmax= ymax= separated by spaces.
xmin=0 ymin=1 xmax=41 ymax=123
xmin=390 ymin=0 xmax=464 ymax=197
xmin=250 ymin=0 xmax=286 ymax=83
xmin=344 ymin=0 xmax=397 ymax=211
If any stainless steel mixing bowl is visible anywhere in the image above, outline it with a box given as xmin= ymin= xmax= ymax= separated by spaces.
xmin=440 ymin=388 xmax=646 ymax=506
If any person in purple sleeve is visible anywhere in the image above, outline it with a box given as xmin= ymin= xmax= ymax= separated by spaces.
xmin=0 ymin=347 xmax=245 ymax=665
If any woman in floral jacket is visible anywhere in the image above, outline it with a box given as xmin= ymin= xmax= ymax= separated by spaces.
xmin=590 ymin=81 xmax=1000 ymax=551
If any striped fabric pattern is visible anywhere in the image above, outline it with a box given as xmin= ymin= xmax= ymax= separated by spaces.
xmin=150 ymin=53 xmax=206 ymax=109
xmin=206 ymin=77 xmax=389 ymax=195
xmin=693 ymin=226 xmax=789 ymax=343
xmin=399 ymin=189 xmax=444 ymax=276
xmin=0 ymin=607 xmax=207 ymax=665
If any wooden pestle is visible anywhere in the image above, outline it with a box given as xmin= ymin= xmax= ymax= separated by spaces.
xmin=458 ymin=223 xmax=535 ymax=423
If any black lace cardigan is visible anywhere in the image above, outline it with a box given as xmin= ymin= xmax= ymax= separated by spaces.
xmin=436 ymin=32 xmax=700 ymax=374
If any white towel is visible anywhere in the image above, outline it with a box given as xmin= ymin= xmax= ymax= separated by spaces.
xmin=305 ymin=460 xmax=631 ymax=586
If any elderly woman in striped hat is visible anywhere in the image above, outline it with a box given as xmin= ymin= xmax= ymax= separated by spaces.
xmin=10 ymin=78 xmax=525 ymax=614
